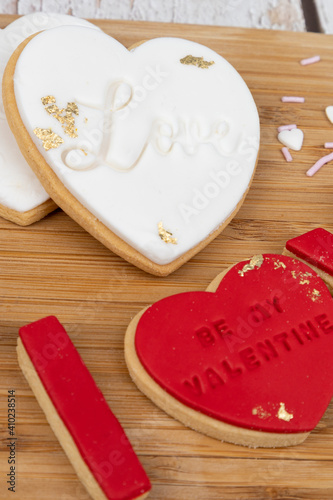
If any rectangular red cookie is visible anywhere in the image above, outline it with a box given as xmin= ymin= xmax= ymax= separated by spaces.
xmin=285 ymin=228 xmax=333 ymax=277
xmin=18 ymin=316 xmax=151 ymax=500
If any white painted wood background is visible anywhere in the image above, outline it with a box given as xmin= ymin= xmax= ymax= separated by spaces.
xmin=0 ymin=0 xmax=307 ymax=31
xmin=0 ymin=0 xmax=332 ymax=33
xmin=313 ymin=0 xmax=333 ymax=34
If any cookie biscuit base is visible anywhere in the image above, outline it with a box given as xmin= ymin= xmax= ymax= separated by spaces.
xmin=125 ymin=266 xmax=310 ymax=448
xmin=17 ymin=338 xmax=112 ymax=500
xmin=0 ymin=198 xmax=57 ymax=226
xmin=3 ymin=34 xmax=258 ymax=276
xmin=17 ymin=336 xmax=150 ymax=500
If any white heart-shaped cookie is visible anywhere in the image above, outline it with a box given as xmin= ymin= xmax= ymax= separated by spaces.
xmin=278 ymin=128 xmax=304 ymax=151
xmin=4 ymin=27 xmax=260 ymax=274
xmin=326 ymin=106 xmax=333 ymax=124
xmin=0 ymin=14 xmax=100 ymax=225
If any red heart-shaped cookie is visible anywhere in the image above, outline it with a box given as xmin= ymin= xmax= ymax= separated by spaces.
xmin=125 ymin=254 xmax=333 ymax=447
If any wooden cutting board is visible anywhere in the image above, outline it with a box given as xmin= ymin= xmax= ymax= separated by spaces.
xmin=1 ymin=15 xmax=333 ymax=500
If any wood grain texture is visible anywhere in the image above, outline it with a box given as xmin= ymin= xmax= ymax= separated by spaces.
xmin=0 ymin=0 xmax=306 ymax=31
xmin=1 ymin=16 xmax=333 ymax=500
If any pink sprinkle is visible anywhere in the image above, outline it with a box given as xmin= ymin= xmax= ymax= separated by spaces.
xmin=281 ymin=96 xmax=305 ymax=103
xmin=281 ymin=147 xmax=293 ymax=162
xmin=278 ymin=124 xmax=297 ymax=132
xmin=306 ymin=152 xmax=333 ymax=177
xmin=324 ymin=142 xmax=333 ymax=148
xmin=300 ymin=55 xmax=321 ymax=66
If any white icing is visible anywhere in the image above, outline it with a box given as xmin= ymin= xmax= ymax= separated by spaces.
xmin=13 ymin=27 xmax=260 ymax=264
xmin=0 ymin=14 xmax=100 ymax=213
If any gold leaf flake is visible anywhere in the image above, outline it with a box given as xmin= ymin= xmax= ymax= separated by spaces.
xmin=33 ymin=127 xmax=64 ymax=151
xmin=180 ymin=55 xmax=215 ymax=69
xmin=238 ymin=255 xmax=264 ymax=277
xmin=274 ymin=260 xmax=287 ymax=270
xmin=41 ymin=95 xmax=56 ymax=106
xmin=41 ymin=96 xmax=79 ymax=138
xmin=308 ymin=288 xmax=321 ymax=302
xmin=291 ymin=270 xmax=313 ymax=285
xmin=277 ymin=402 xmax=293 ymax=422
xmin=252 ymin=406 xmax=271 ymax=420
xmin=158 ymin=222 xmax=177 ymax=244
xmin=66 ymin=102 xmax=79 ymax=115
xmin=44 ymin=104 xmax=59 ymax=115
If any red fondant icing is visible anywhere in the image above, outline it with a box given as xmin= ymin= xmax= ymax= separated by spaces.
xmin=135 ymin=255 xmax=333 ymax=434
xmin=286 ymin=228 xmax=333 ymax=277
xmin=19 ymin=316 xmax=151 ymax=500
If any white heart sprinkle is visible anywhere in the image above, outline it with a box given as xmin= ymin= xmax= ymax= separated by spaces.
xmin=278 ymin=128 xmax=304 ymax=151
xmin=325 ymin=106 xmax=333 ymax=124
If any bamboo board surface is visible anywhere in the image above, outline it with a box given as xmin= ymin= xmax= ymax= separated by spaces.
xmin=1 ymin=15 xmax=333 ymax=500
